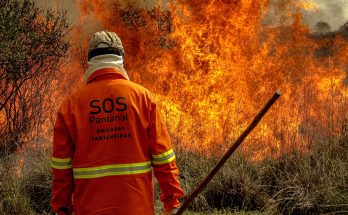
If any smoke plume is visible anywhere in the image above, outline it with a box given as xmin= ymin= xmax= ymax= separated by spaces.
xmin=301 ymin=0 xmax=348 ymax=31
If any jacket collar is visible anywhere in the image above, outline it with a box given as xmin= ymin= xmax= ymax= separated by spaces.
xmin=83 ymin=54 xmax=130 ymax=84
xmin=85 ymin=68 xmax=129 ymax=84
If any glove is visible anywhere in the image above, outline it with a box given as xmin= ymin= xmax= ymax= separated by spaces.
xmin=56 ymin=207 xmax=73 ymax=215
xmin=56 ymin=212 xmax=74 ymax=215
xmin=162 ymin=207 xmax=179 ymax=215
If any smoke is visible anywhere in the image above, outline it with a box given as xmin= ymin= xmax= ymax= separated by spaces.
xmin=263 ymin=0 xmax=348 ymax=32
xmin=301 ymin=0 xmax=348 ymax=31
xmin=37 ymin=0 xmax=78 ymax=24
xmin=117 ymin=0 xmax=169 ymax=9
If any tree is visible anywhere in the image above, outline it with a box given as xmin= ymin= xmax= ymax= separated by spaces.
xmin=338 ymin=21 xmax=348 ymax=40
xmin=0 ymin=0 xmax=69 ymax=156
xmin=315 ymin=21 xmax=331 ymax=35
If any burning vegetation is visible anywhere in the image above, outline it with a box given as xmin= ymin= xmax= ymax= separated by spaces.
xmin=0 ymin=0 xmax=69 ymax=157
xmin=74 ymin=0 xmax=348 ymax=159
xmin=0 ymin=0 xmax=347 ymax=214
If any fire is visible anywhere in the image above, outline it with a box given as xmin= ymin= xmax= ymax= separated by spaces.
xmin=69 ymin=0 xmax=348 ymax=159
xmin=14 ymin=158 xmax=25 ymax=177
xmin=296 ymin=0 xmax=318 ymax=11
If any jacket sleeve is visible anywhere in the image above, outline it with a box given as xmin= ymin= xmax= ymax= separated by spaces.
xmin=51 ymin=106 xmax=75 ymax=214
xmin=148 ymin=99 xmax=184 ymax=211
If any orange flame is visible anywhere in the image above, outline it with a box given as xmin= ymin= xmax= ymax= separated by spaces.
xmin=65 ymin=0 xmax=348 ymax=159
xmin=296 ymin=0 xmax=318 ymax=11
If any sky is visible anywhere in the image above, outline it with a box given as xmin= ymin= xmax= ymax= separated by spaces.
xmin=38 ymin=0 xmax=348 ymax=31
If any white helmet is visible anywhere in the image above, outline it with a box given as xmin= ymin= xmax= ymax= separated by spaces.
xmin=88 ymin=31 xmax=124 ymax=60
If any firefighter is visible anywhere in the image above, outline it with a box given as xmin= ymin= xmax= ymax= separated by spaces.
xmin=51 ymin=31 xmax=184 ymax=215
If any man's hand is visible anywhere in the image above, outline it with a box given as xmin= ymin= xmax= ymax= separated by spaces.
xmin=162 ymin=207 xmax=179 ymax=215
xmin=56 ymin=207 xmax=73 ymax=215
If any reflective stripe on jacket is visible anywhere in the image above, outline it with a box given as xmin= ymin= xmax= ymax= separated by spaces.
xmin=51 ymin=68 xmax=184 ymax=215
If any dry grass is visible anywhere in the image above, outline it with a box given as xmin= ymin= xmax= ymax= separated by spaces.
xmin=0 ymin=148 xmax=52 ymax=215
xmin=174 ymin=133 xmax=348 ymax=215
xmin=0 ymin=132 xmax=347 ymax=215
